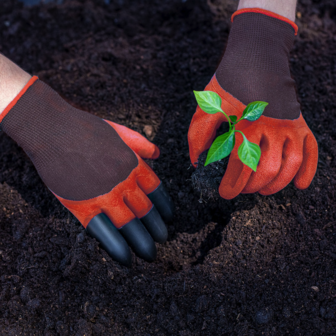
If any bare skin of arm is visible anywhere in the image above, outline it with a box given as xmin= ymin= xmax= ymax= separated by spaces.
xmin=0 ymin=54 xmax=31 ymax=114
xmin=238 ymin=0 xmax=298 ymax=21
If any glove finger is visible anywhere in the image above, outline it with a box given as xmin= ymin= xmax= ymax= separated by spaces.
xmin=219 ymin=132 xmax=261 ymax=199
xmin=106 ymin=120 xmax=160 ymax=159
xmin=242 ymin=134 xmax=284 ymax=194
xmin=147 ymin=182 xmax=174 ymax=223
xmin=88 ymin=179 xmax=157 ymax=262
xmin=140 ymin=205 xmax=168 ymax=243
xmin=188 ymin=106 xmax=227 ymax=167
xmin=294 ymin=133 xmax=319 ymax=190
xmin=133 ymin=159 xmax=170 ymax=240
xmin=121 ymin=182 xmax=159 ymax=261
xmin=86 ymin=213 xmax=132 ymax=267
xmin=119 ymin=217 xmax=157 ymax=263
xmin=135 ymin=158 xmax=174 ymax=222
xmin=123 ymin=180 xmax=167 ymax=244
xmin=80 ymin=180 xmax=157 ymax=263
xmin=260 ymin=138 xmax=303 ymax=195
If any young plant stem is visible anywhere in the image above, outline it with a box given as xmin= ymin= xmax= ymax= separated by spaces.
xmin=221 ymin=110 xmax=232 ymax=131
xmin=235 ymin=130 xmax=246 ymax=140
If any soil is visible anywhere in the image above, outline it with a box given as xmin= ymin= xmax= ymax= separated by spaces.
xmin=0 ymin=0 xmax=336 ymax=335
xmin=192 ymin=151 xmax=229 ymax=201
xmin=191 ymin=121 xmax=230 ymax=201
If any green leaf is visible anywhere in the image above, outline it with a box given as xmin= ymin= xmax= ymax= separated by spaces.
xmin=241 ymin=101 xmax=268 ymax=121
xmin=237 ymin=134 xmax=261 ymax=172
xmin=194 ymin=90 xmax=223 ymax=114
xmin=229 ymin=115 xmax=237 ymax=123
xmin=205 ymin=131 xmax=235 ymax=166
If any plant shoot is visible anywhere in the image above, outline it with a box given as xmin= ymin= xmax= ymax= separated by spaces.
xmin=194 ymin=90 xmax=268 ymax=171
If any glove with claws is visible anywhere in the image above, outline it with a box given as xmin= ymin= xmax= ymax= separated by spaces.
xmin=1 ymin=76 xmax=174 ymax=266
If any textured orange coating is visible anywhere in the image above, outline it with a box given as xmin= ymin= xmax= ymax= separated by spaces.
xmin=53 ymin=122 xmax=161 ymax=228
xmin=232 ymin=8 xmax=298 ymax=35
xmin=54 ymin=153 xmax=160 ymax=228
xmin=0 ymin=76 xmax=38 ymax=122
xmin=106 ymin=121 xmax=160 ymax=159
xmin=188 ymin=76 xmax=318 ymax=200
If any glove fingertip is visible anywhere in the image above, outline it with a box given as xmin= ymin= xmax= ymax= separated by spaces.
xmin=218 ymin=158 xmax=252 ymax=200
xmin=293 ymin=175 xmax=312 ymax=190
xmin=218 ymin=175 xmax=241 ymax=200
xmin=151 ymin=145 xmax=160 ymax=159
xmin=189 ymin=148 xmax=200 ymax=168
xmin=293 ymin=134 xmax=318 ymax=190
xmin=258 ymin=186 xmax=277 ymax=196
xmin=218 ymin=187 xmax=237 ymax=200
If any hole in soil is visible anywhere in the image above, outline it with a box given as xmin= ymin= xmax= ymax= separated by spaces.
xmin=328 ymin=5 xmax=336 ymax=21
xmin=192 ymin=215 xmax=229 ymax=265
xmin=100 ymin=51 xmax=118 ymax=64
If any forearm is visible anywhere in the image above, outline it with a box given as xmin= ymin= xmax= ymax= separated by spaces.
xmin=0 ymin=54 xmax=31 ymax=114
xmin=238 ymin=0 xmax=297 ymax=21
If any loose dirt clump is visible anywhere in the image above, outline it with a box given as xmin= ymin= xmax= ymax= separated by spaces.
xmin=191 ymin=151 xmax=228 ymax=200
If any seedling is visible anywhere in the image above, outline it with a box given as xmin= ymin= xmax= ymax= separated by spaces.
xmin=194 ymin=90 xmax=268 ymax=171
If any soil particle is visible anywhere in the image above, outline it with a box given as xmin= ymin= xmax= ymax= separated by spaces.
xmin=55 ymin=321 xmax=69 ymax=335
xmin=282 ymin=306 xmax=291 ymax=319
xmin=75 ymin=318 xmax=92 ymax=336
xmin=19 ymin=286 xmax=29 ymax=303
xmin=26 ymin=297 xmax=40 ymax=310
xmin=195 ymin=294 xmax=210 ymax=313
xmin=255 ymin=307 xmax=273 ymax=325
xmin=143 ymin=125 xmax=154 ymax=139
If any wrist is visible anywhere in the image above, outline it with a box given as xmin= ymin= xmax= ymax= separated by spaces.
xmin=238 ymin=0 xmax=297 ymax=21
xmin=216 ymin=11 xmax=301 ymax=120
xmin=232 ymin=8 xmax=298 ymax=35
xmin=0 ymin=55 xmax=32 ymax=115
xmin=0 ymin=76 xmax=38 ymax=124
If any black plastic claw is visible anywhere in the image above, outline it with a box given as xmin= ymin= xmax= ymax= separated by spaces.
xmin=119 ymin=218 xmax=157 ymax=262
xmin=141 ymin=206 xmax=168 ymax=243
xmin=86 ymin=213 xmax=132 ymax=267
xmin=147 ymin=182 xmax=174 ymax=223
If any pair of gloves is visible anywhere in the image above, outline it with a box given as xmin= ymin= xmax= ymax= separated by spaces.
xmin=0 ymin=9 xmax=318 ymax=266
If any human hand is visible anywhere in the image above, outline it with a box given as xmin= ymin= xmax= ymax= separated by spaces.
xmin=188 ymin=9 xmax=318 ymax=199
xmin=1 ymin=77 xmax=174 ymax=266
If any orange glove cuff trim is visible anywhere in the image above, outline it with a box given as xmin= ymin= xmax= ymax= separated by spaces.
xmin=232 ymin=8 xmax=298 ymax=35
xmin=0 ymin=76 xmax=39 ymax=123
xmin=52 ymin=153 xmax=160 ymax=229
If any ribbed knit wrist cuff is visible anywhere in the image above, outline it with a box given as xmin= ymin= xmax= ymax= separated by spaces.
xmin=0 ymin=76 xmax=39 ymax=124
xmin=232 ymin=8 xmax=298 ymax=35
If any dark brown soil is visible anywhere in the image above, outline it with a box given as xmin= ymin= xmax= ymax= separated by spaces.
xmin=192 ymin=151 xmax=229 ymax=201
xmin=0 ymin=0 xmax=336 ymax=335
xmin=191 ymin=118 xmax=230 ymax=201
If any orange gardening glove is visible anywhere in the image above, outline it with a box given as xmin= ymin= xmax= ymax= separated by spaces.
xmin=188 ymin=9 xmax=318 ymax=199
xmin=1 ymin=77 xmax=174 ymax=266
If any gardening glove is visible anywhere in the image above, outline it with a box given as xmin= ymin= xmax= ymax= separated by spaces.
xmin=0 ymin=76 xmax=174 ymax=266
xmin=188 ymin=8 xmax=318 ymax=199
